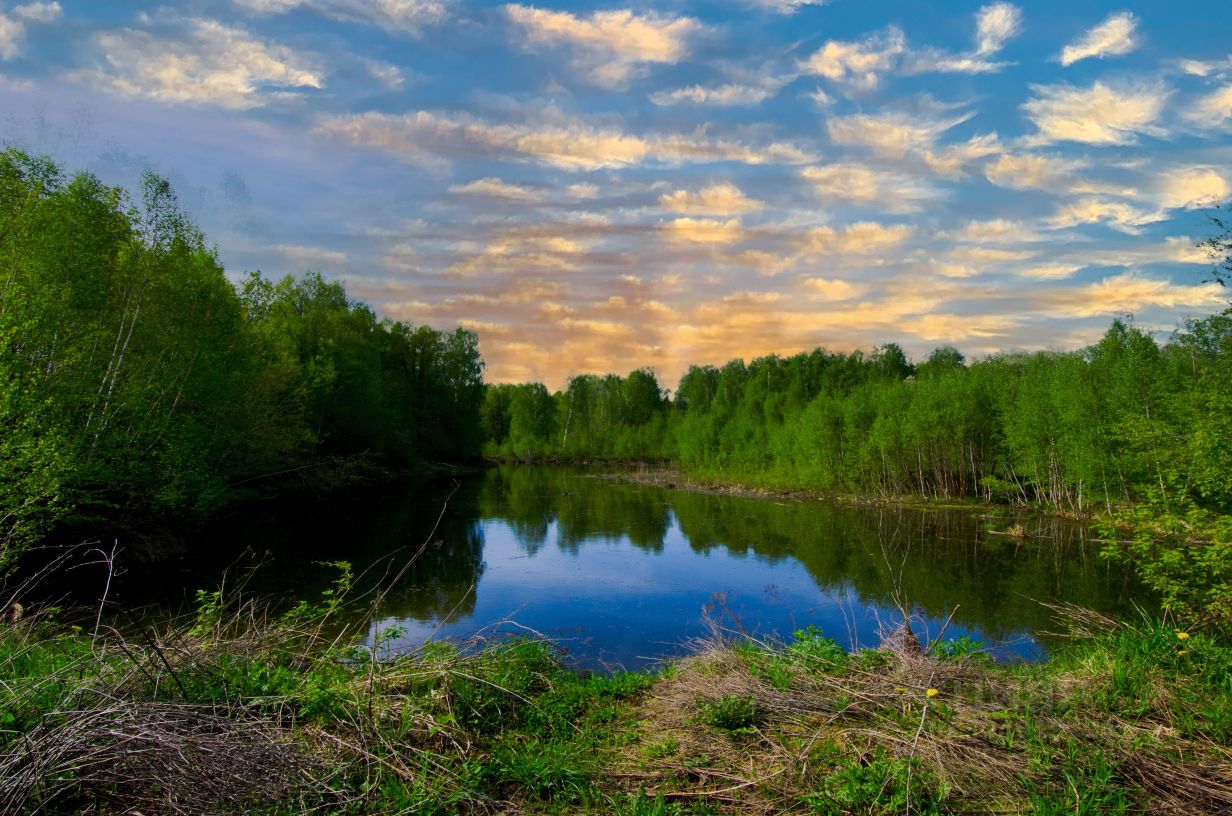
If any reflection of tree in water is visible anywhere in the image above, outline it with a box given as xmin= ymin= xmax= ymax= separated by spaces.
xmin=667 ymin=491 xmax=1147 ymax=641
xmin=375 ymin=513 xmax=485 ymax=623
xmin=478 ymin=466 xmax=670 ymax=554
xmin=478 ymin=465 xmax=555 ymax=554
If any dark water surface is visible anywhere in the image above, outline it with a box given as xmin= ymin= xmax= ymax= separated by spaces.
xmin=116 ymin=466 xmax=1148 ymax=670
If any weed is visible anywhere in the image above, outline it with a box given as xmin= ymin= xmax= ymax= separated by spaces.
xmin=698 ymin=694 xmax=761 ymax=732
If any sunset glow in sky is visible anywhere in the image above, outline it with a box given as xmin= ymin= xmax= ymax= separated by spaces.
xmin=2 ymin=1 xmax=1230 ymax=388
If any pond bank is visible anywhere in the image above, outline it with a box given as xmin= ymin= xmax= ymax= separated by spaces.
xmin=3 ymin=600 xmax=1229 ymax=815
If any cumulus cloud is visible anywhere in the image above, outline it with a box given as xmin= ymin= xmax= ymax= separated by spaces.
xmin=506 ymin=5 xmax=699 ymax=88
xmin=316 ymin=109 xmax=815 ymax=170
xmin=662 ymin=217 xmax=747 ymax=245
xmin=1059 ymin=11 xmax=1138 ymax=67
xmin=1022 ymin=80 xmax=1170 ymax=145
xmin=0 ymin=1 xmax=61 ymax=60
xmin=234 ymin=0 xmax=446 ymax=36
xmin=68 ymin=17 xmax=322 ymax=109
xmin=807 ymin=221 xmax=914 ymax=255
xmin=660 ymin=183 xmax=764 ymax=215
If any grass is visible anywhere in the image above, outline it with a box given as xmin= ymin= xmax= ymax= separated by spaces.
xmin=2 ymin=585 xmax=1231 ymax=814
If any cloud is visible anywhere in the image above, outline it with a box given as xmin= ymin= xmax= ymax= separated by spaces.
xmin=904 ymin=3 xmax=1022 ymax=75
xmin=984 ymin=152 xmax=1085 ymax=190
xmin=975 ymin=3 xmax=1022 ymax=57
xmin=662 ymin=217 xmax=747 ymax=245
xmin=801 ymin=162 xmax=941 ymax=211
xmin=1186 ymin=85 xmax=1232 ymax=129
xmin=1022 ymin=80 xmax=1170 ymax=145
xmin=68 ymin=17 xmax=323 ymax=109
xmin=364 ymin=58 xmax=405 ymax=89
xmin=1156 ymin=167 xmax=1229 ymax=210
xmin=801 ymin=277 xmax=864 ymax=300
xmin=1018 ymin=264 xmax=1083 ymax=280
xmin=660 ymin=183 xmax=764 ymax=215
xmin=650 ymin=81 xmax=783 ymax=106
xmin=747 ymin=0 xmax=828 ymax=14
xmin=12 ymin=2 xmax=60 ymax=23
xmin=0 ymin=1 xmax=60 ymax=60
xmin=1059 ymin=11 xmax=1138 ymax=67
xmin=272 ymin=243 xmax=347 ymax=268
xmin=900 ymin=313 xmax=1016 ymax=341
xmin=807 ymin=221 xmax=914 ymax=254
xmin=1044 ymin=273 xmax=1224 ymax=318
xmin=234 ymin=0 xmax=446 ymax=36
xmin=316 ymin=109 xmax=816 ymax=170
xmin=506 ymin=5 xmax=699 ymax=88
xmin=802 ymin=27 xmax=906 ymax=90
xmin=449 ymin=177 xmax=543 ymax=201
xmin=946 ymin=219 xmax=1041 ymax=244
xmin=1046 ymin=198 xmax=1160 ymax=234
xmin=825 ymin=109 xmax=998 ymax=177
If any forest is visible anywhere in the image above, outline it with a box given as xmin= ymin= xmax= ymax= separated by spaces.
xmin=0 ymin=149 xmax=484 ymax=571
xmin=485 ymin=318 xmax=1231 ymax=518
xmin=4 ymin=147 xmax=1230 ymax=619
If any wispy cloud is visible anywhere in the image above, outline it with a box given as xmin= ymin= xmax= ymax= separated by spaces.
xmin=1022 ymin=80 xmax=1170 ymax=145
xmin=234 ymin=0 xmax=447 ymax=36
xmin=660 ymin=183 xmax=764 ymax=215
xmin=1059 ymin=11 xmax=1138 ymax=67
xmin=506 ymin=5 xmax=700 ymax=88
xmin=0 ymin=1 xmax=61 ymax=60
xmin=801 ymin=162 xmax=942 ymax=211
xmin=316 ymin=109 xmax=816 ymax=170
xmin=68 ymin=16 xmax=323 ymax=109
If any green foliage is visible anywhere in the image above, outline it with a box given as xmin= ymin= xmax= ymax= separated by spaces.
xmin=932 ymin=635 xmax=986 ymax=660
xmin=803 ymin=752 xmax=942 ymax=816
xmin=0 ymin=150 xmax=485 ymax=569
xmin=697 ymin=694 xmax=761 ymax=732
xmin=787 ymin=625 xmax=851 ymax=671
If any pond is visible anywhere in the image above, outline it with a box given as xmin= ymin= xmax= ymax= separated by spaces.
xmin=114 ymin=465 xmax=1149 ymax=670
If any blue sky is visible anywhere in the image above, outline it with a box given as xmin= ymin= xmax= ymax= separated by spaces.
xmin=2 ymin=1 xmax=1230 ymax=387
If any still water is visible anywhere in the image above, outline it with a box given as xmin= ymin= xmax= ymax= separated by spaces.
xmin=125 ymin=466 xmax=1148 ymax=670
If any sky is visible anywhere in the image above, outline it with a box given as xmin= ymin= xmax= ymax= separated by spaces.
xmin=1 ymin=1 xmax=1230 ymax=390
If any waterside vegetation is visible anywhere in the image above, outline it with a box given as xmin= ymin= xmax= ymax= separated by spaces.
xmin=2 ymin=577 xmax=1230 ymax=815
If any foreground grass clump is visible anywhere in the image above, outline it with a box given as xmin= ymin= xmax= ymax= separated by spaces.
xmin=2 ymin=596 xmax=1231 ymax=814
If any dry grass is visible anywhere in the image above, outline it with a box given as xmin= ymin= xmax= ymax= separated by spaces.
xmin=0 ymin=700 xmax=317 ymax=815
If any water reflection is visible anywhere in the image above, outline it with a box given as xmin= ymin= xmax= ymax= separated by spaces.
xmin=360 ymin=466 xmax=1146 ymax=669
xmin=121 ymin=465 xmax=1147 ymax=670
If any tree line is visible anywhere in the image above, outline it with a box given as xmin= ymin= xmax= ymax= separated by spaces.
xmin=0 ymin=149 xmax=484 ymax=570
xmin=485 ymin=310 xmax=1231 ymax=520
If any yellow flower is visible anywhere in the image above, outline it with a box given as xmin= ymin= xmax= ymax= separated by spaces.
xmin=926 ymin=688 xmax=939 ymax=698
xmin=1177 ymin=650 xmax=1189 ymax=657
xmin=1176 ymin=632 xmax=1191 ymax=640
xmin=894 ymin=687 xmax=907 ymax=693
